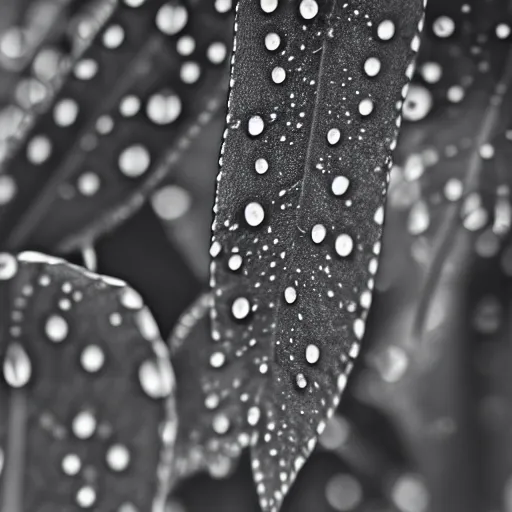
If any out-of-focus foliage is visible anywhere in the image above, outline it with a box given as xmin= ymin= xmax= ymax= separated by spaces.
xmin=1 ymin=0 xmax=512 ymax=512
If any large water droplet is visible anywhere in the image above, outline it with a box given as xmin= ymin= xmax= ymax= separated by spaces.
xmin=3 ymin=343 xmax=31 ymax=388
xmin=45 ymin=314 xmax=69 ymax=343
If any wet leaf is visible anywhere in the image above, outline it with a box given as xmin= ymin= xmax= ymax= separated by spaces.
xmin=0 ymin=251 xmax=176 ymax=511
xmin=0 ymin=0 xmax=233 ymax=253
xmin=172 ymin=0 xmax=427 ymax=509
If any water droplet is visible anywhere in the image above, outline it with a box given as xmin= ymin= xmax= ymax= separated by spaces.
xmin=374 ymin=206 xmax=384 ymax=225
xmin=181 ymin=61 xmax=201 ymax=83
xmin=260 ymin=0 xmax=278 ymax=13
xmin=363 ymin=57 xmax=381 ymax=77
xmin=271 ymin=66 xmax=286 ymax=84
xmin=3 ymin=343 xmax=31 ymax=388
xmin=176 ymin=35 xmax=195 ymax=55
xmin=72 ymin=410 xmax=97 ymax=439
xmin=247 ymin=406 xmax=261 ymax=426
xmin=0 ymin=253 xmax=17 ymax=280
xmin=213 ymin=413 xmax=230 ymax=434
xmin=207 ymin=42 xmax=227 ymax=64
xmin=118 ymin=145 xmax=151 ymax=178
xmin=53 ymin=98 xmax=79 ymax=127
xmin=74 ymin=59 xmax=98 ymax=80
xmin=284 ymin=286 xmax=297 ymax=304
xmin=353 ymin=318 xmax=365 ymax=340
xmin=325 ymin=473 xmax=363 ymax=512
xmin=139 ymin=360 xmax=172 ymax=398
xmin=120 ymin=95 xmax=141 ymax=116
xmin=433 ymin=16 xmax=455 ymax=38
xmin=0 ymin=175 xmax=16 ymax=205
xmin=331 ymin=176 xmax=350 ymax=196
xmin=311 ymin=224 xmax=326 ymax=244
xmin=156 ymin=3 xmax=188 ymax=35
xmin=377 ymin=20 xmax=395 ymax=41
xmin=255 ymin=158 xmax=269 ymax=174
xmin=27 ymin=135 xmax=52 ymax=164
xmin=45 ymin=315 xmax=69 ymax=343
xmin=76 ymin=485 xmax=97 ymax=508
xmin=265 ymin=32 xmax=281 ymax=51
xmin=358 ymin=98 xmax=374 ymax=116
xmin=496 ymin=23 xmax=511 ymax=39
xmin=244 ymin=202 xmax=265 ymax=226
xmin=106 ymin=444 xmax=131 ymax=472
xmin=299 ymin=0 xmax=318 ymax=19
xmin=305 ymin=344 xmax=320 ymax=364
xmin=403 ymin=85 xmax=432 ymax=121
xmin=80 ymin=345 xmax=105 ymax=373
xmin=335 ymin=234 xmax=353 ymax=257
xmin=248 ymin=115 xmax=265 ymax=136
xmin=421 ymin=62 xmax=442 ymax=83
xmin=232 ymin=297 xmax=250 ymax=319
xmin=327 ymin=128 xmax=341 ymax=145
xmin=103 ymin=24 xmax=125 ymax=49
xmin=120 ymin=288 xmax=144 ymax=309
xmin=152 ymin=185 xmax=191 ymax=220
xmin=210 ymin=351 xmax=226 ymax=368
xmin=62 ymin=453 xmax=82 ymax=475
xmin=77 ymin=172 xmax=100 ymax=196
xmin=391 ymin=474 xmax=429 ymax=512
xmin=147 ymin=90 xmax=181 ymax=125
xmin=296 ymin=373 xmax=308 ymax=389
xmin=228 ymin=254 xmax=243 ymax=271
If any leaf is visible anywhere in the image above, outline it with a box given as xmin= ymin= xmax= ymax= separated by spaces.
xmin=0 ymin=0 xmax=233 ymax=253
xmin=0 ymin=251 xmax=176 ymax=511
xmin=173 ymin=0 xmax=427 ymax=509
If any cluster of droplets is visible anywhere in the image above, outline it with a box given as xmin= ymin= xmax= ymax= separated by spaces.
xmin=0 ymin=251 xmax=176 ymax=511
xmin=0 ymin=0 xmax=231 ymax=213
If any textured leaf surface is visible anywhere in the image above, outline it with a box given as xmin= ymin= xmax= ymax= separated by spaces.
xmin=0 ymin=251 xmax=176 ymax=511
xmin=172 ymin=0 xmax=427 ymax=509
xmin=0 ymin=0 xmax=233 ymax=253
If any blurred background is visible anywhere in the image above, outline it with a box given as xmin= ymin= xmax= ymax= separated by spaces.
xmin=1 ymin=0 xmax=512 ymax=511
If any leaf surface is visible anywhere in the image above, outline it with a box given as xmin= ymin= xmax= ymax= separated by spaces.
xmin=171 ymin=1 xmax=427 ymax=509
xmin=0 ymin=251 xmax=176 ymax=512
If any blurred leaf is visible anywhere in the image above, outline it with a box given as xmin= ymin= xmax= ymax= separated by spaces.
xmin=0 ymin=0 xmax=233 ymax=253
xmin=0 ymin=251 xmax=176 ymax=511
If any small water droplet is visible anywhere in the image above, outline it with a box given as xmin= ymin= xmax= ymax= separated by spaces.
xmin=296 ymin=373 xmax=308 ymax=389
xmin=156 ymin=3 xmax=188 ymax=35
xmin=72 ymin=410 xmax=97 ymax=439
xmin=80 ymin=345 xmax=105 ymax=373
xmin=45 ymin=315 xmax=69 ymax=343
xmin=0 ymin=253 xmax=17 ymax=280
xmin=364 ymin=57 xmax=381 ymax=77
xmin=305 ymin=344 xmax=320 ymax=364
xmin=311 ymin=224 xmax=326 ymax=244
xmin=118 ymin=145 xmax=151 ymax=178
xmin=106 ymin=444 xmax=131 ymax=472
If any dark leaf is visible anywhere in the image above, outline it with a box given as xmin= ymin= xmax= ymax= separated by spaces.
xmin=173 ymin=0 xmax=426 ymax=508
xmin=0 ymin=0 xmax=233 ymax=253
xmin=0 ymin=251 xmax=176 ymax=511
